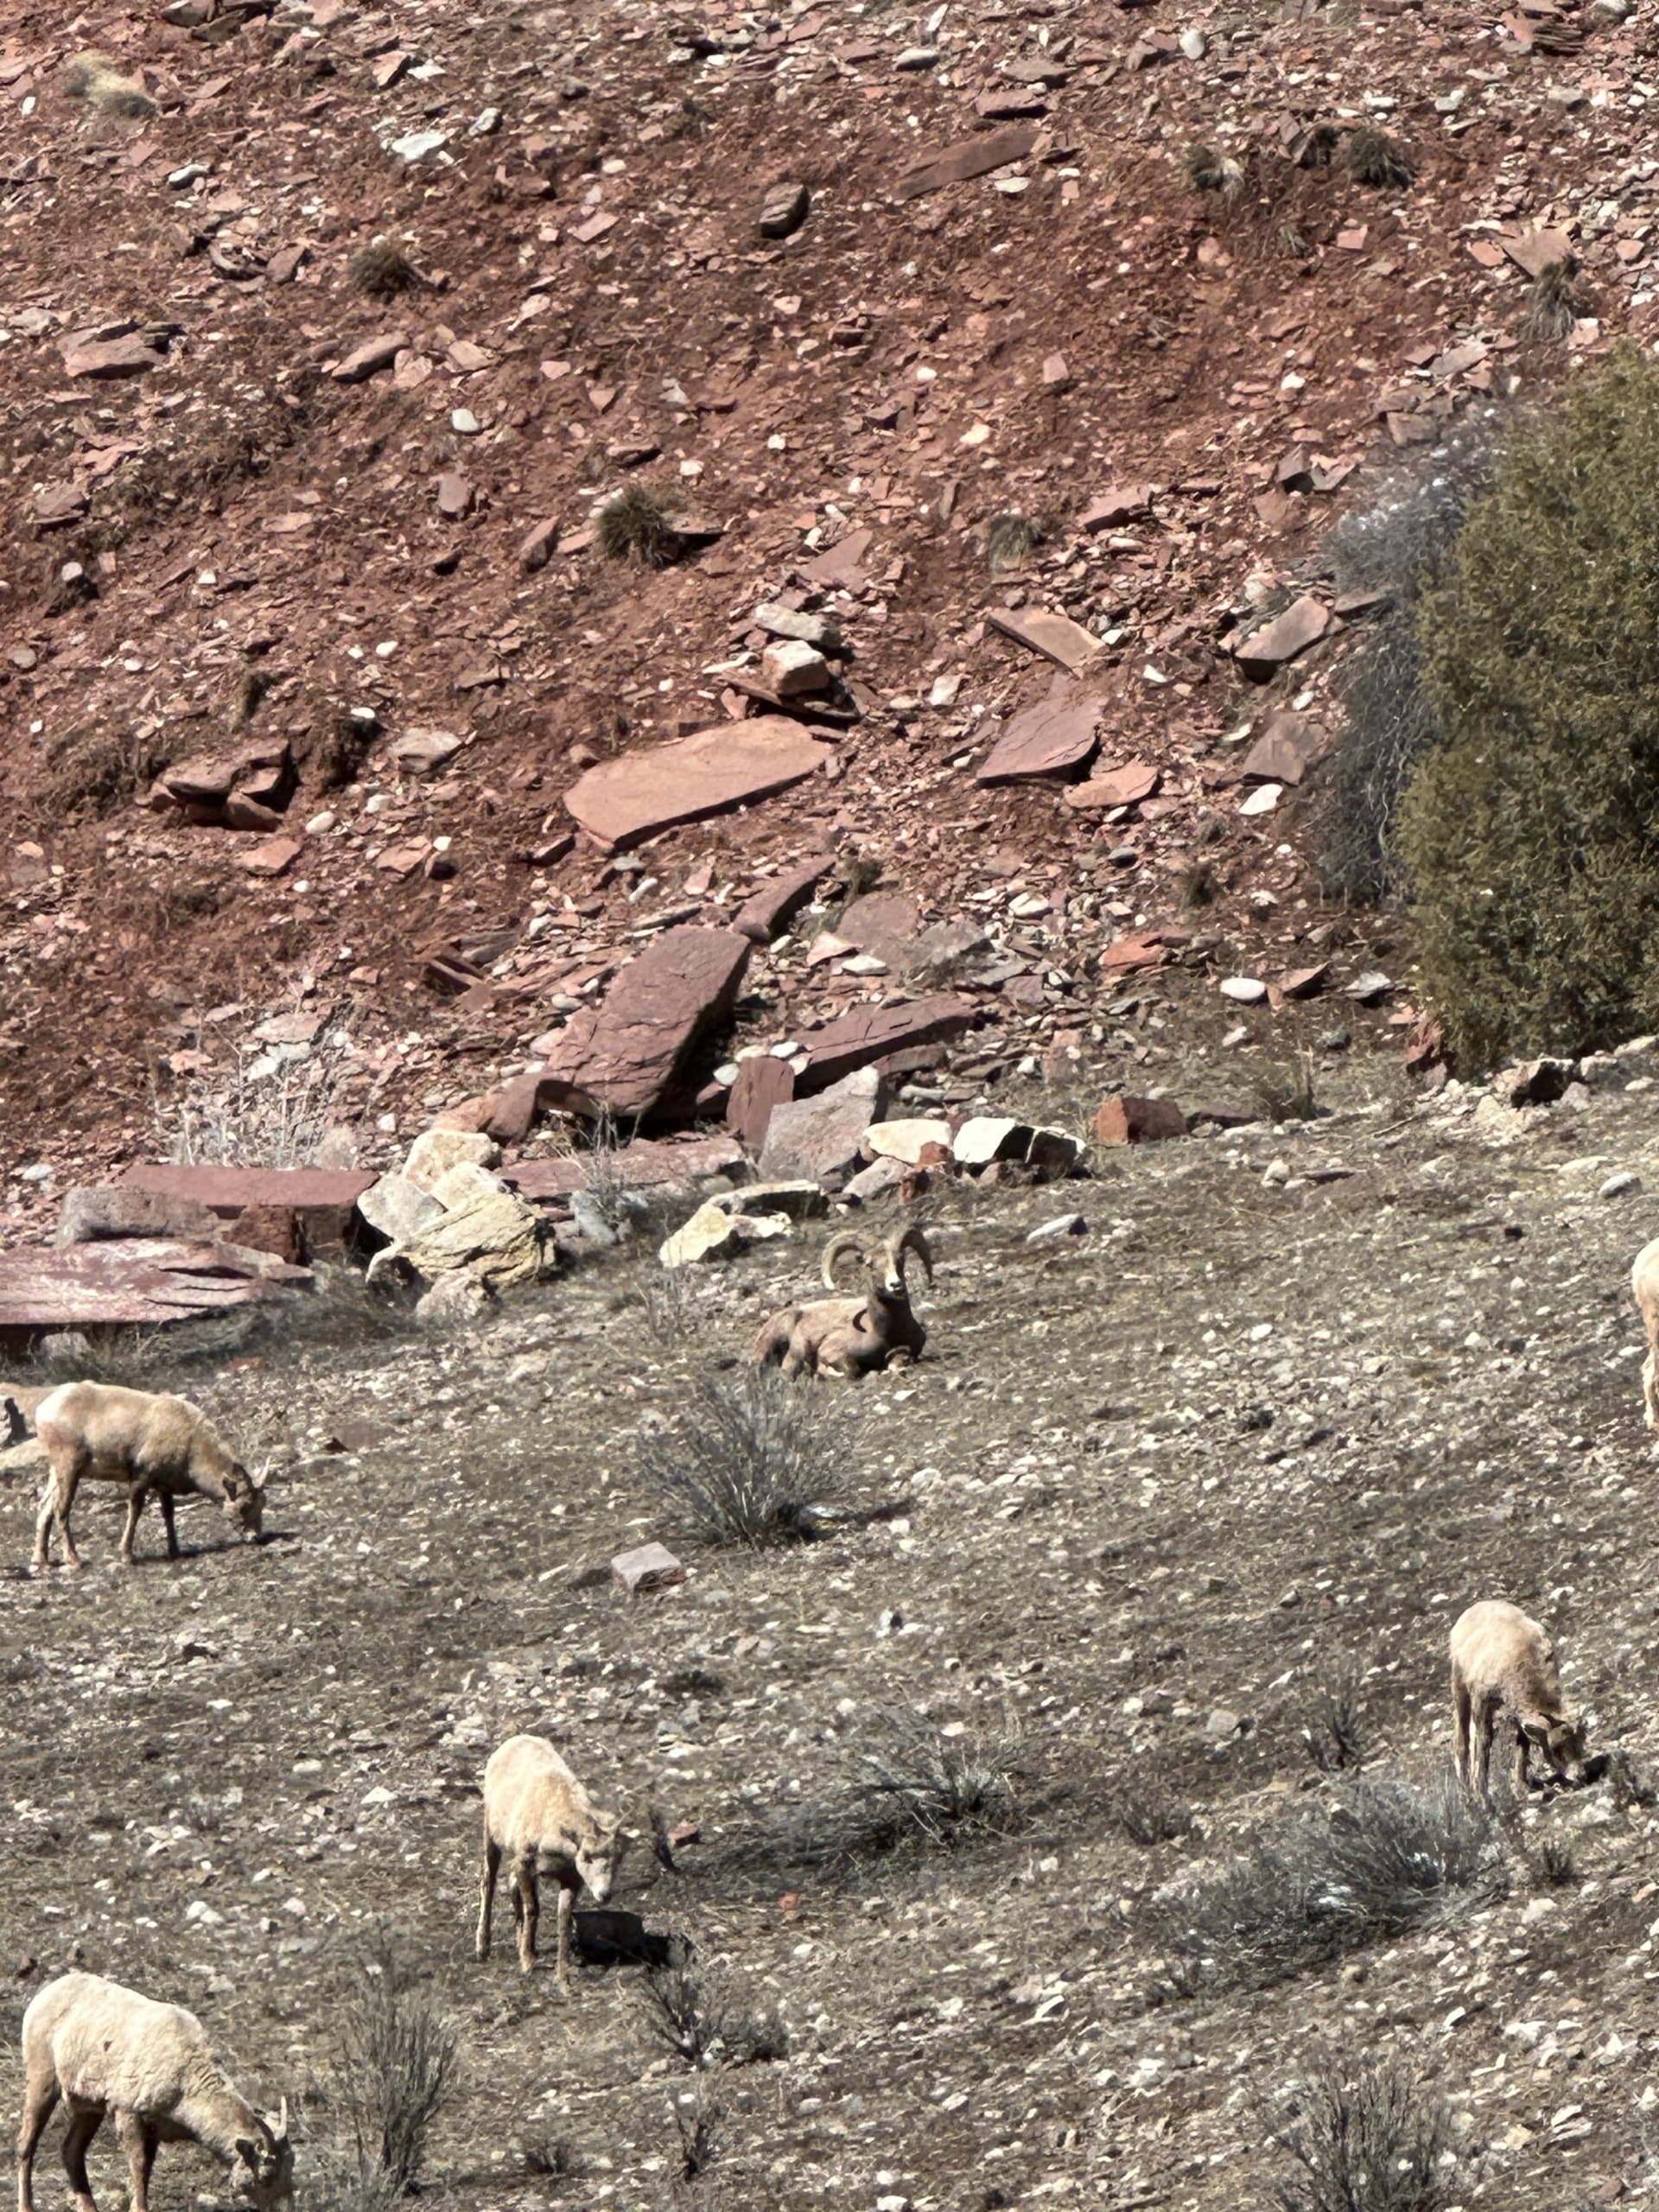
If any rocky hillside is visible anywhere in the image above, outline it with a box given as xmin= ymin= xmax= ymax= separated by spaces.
xmin=6 ymin=0 xmax=1651 ymax=1213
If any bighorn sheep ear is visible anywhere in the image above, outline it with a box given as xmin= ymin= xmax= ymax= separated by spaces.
xmin=821 ymin=1230 xmax=868 ymax=1291
xmin=894 ymin=1225 xmax=935 ymax=1286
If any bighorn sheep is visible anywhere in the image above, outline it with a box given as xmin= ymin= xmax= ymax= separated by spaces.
xmin=752 ymin=1227 xmax=934 ymax=1378
xmin=1632 ymin=1236 xmax=1659 ymax=1429
xmin=1450 ymin=1599 xmax=1587 ymax=1801
xmin=476 ymin=1733 xmax=630 ymax=1986
xmin=32 ymin=1382 xmax=265 ymax=1572
xmin=17 ymin=1970 xmax=292 ymax=2212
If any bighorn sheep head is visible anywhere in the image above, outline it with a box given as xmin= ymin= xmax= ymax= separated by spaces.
xmin=821 ymin=1226 xmax=934 ymax=1297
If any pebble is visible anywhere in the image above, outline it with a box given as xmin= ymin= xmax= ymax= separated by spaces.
xmin=1027 ymin=1213 xmax=1087 ymax=1243
xmin=1220 ymin=976 xmax=1267 ymax=1004
xmin=1179 ymin=27 xmax=1207 ymax=57
xmin=1599 ymin=1171 xmax=1640 ymax=1198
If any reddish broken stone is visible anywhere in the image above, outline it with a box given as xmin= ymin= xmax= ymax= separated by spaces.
xmin=226 ymin=1205 xmax=308 ymax=1265
xmin=988 ymin=607 xmax=1103 ymax=676
xmin=1240 ymin=710 xmax=1325 ymax=785
xmin=893 ymin=124 xmax=1039 ymax=200
xmin=612 ymin=1541 xmax=686 ymax=1597
xmin=1099 ymin=931 xmax=1171 ymax=974
xmin=1081 ymin=484 xmax=1155 ymax=530
xmin=563 ymin=719 xmax=834 ymax=854
xmin=329 ymin=332 xmax=409 ymax=383
xmin=733 ymin=854 xmax=833 ymax=943
xmin=726 ymin=1057 xmax=795 ymax=1153
xmin=791 ymin=995 xmax=977 ymax=1095
xmin=502 ymin=1134 xmax=747 ymax=1199
xmin=977 ymin=682 xmax=1104 ymax=785
xmin=234 ymin=835 xmax=302 ymax=877
xmin=60 ymin=333 xmax=165 ymax=379
xmin=1279 ymin=963 xmax=1332 ymax=1000
xmin=1095 ymin=1094 xmax=1188 ymax=1144
xmin=760 ymin=1066 xmax=887 ymax=1181
xmin=1065 ymin=760 xmax=1160 ymax=810
xmin=536 ymin=927 xmax=752 ymax=1124
xmin=1234 ymin=595 xmax=1330 ymax=680
xmin=124 ymin=1166 xmax=373 ymax=1249
xmin=0 ymin=1240 xmax=308 ymax=1345
xmin=1501 ymin=226 xmax=1573 ymax=278
xmin=54 ymin=1186 xmax=221 ymax=1247
xmin=519 ymin=517 xmax=560 ymax=572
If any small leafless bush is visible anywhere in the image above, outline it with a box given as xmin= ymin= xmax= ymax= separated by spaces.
xmin=331 ymin=1948 xmax=460 ymax=2195
xmin=1112 ymin=1773 xmax=1198 ymax=1847
xmin=598 ymin=484 xmax=682 ymax=567
xmin=1150 ymin=1773 xmax=1505 ymax=1997
xmin=642 ymin=1955 xmax=787 ymax=2069
xmin=1529 ymin=1833 xmax=1580 ymax=1888
xmin=1344 ymin=125 xmax=1414 ymax=191
xmin=1178 ymin=859 xmax=1224 ymax=912
xmin=1521 ymin=258 xmax=1592 ymax=343
xmin=984 ymin=512 xmax=1045 ymax=572
xmin=348 ymin=238 xmax=419 ymax=300
xmin=312 ymin=705 xmax=378 ymax=789
xmin=849 ymin=1704 xmax=1024 ymax=1845
xmin=1302 ymin=1662 xmax=1366 ymax=1774
xmin=671 ymin=2084 xmax=721 ymax=2178
xmin=1254 ymin=1052 xmax=1321 ymax=1127
xmin=155 ymin=1046 xmax=348 ymax=1169
xmin=635 ymin=1367 xmax=852 ymax=1547
xmin=1265 ymin=2048 xmax=1452 ymax=2212
xmin=38 ymin=723 xmax=180 ymax=815
xmin=639 ymin=1268 xmax=698 ymax=1350
xmin=1183 ymin=142 xmax=1243 ymax=195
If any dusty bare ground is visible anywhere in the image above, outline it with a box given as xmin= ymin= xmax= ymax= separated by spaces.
xmin=4 ymin=1063 xmax=1659 ymax=2212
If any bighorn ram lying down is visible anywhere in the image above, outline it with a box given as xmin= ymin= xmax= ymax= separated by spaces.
xmin=33 ymin=1382 xmax=265 ymax=1572
xmin=477 ymin=1733 xmax=630 ymax=1986
xmin=1631 ymin=1236 xmax=1659 ymax=1429
xmin=753 ymin=1227 xmax=934 ymax=1378
xmin=17 ymin=1970 xmax=292 ymax=2212
xmin=1450 ymin=1599 xmax=1587 ymax=1801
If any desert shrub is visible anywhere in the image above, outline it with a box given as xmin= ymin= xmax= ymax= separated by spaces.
xmin=1529 ymin=1833 xmax=1580 ymax=1888
xmin=1265 ymin=2048 xmax=1452 ymax=2212
xmin=155 ymin=1048 xmax=348 ymax=1169
xmin=312 ymin=705 xmax=378 ymax=789
xmin=348 ymin=238 xmax=418 ymax=300
xmin=1254 ymin=1051 xmax=1320 ymax=1127
xmin=635 ymin=1367 xmax=850 ymax=1547
xmin=38 ymin=723 xmax=180 ymax=814
xmin=330 ymin=1949 xmax=460 ymax=2194
xmin=642 ymin=1954 xmax=787 ymax=2068
xmin=1302 ymin=1662 xmax=1366 ymax=1775
xmin=1183 ymin=142 xmax=1243 ymax=194
xmin=1521 ymin=257 xmax=1591 ymax=344
xmin=671 ymin=2084 xmax=721 ymax=2179
xmin=849 ymin=1703 xmax=1023 ymax=1844
xmin=1111 ymin=1770 xmax=1197 ymax=1847
xmin=984 ymin=512 xmax=1044 ymax=572
xmin=1398 ymin=348 xmax=1659 ymax=1065
xmin=1178 ymin=859 xmax=1223 ymax=911
xmin=1149 ymin=1772 xmax=1504 ymax=1997
xmin=1344 ymin=124 xmax=1414 ymax=190
xmin=1312 ymin=427 xmax=1496 ymax=901
xmin=598 ymin=485 xmax=681 ymax=567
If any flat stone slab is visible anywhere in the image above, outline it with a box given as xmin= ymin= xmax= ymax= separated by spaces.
xmin=0 ymin=1240 xmax=309 ymax=1340
xmin=733 ymin=854 xmax=833 ymax=944
xmin=793 ymin=995 xmax=977 ymax=1095
xmin=123 ymin=1165 xmax=375 ymax=1220
xmin=725 ymin=1058 xmax=795 ymax=1152
xmin=503 ymin=1134 xmax=747 ymax=1199
xmin=977 ymin=683 xmax=1104 ymax=785
xmin=1234 ymin=595 xmax=1330 ymax=679
xmin=987 ymin=607 xmax=1103 ymax=676
xmin=1065 ymin=760 xmax=1160 ymax=810
xmin=563 ymin=719 xmax=834 ymax=853
xmin=893 ymin=124 xmax=1039 ymax=200
xmin=55 ymin=1185 xmax=222 ymax=1246
xmin=536 ymin=928 xmax=753 ymax=1123
xmin=613 ymin=1541 xmax=686 ymax=1597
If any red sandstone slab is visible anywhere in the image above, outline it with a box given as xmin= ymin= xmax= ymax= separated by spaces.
xmin=0 ymin=1240 xmax=308 ymax=1338
xmin=893 ymin=124 xmax=1039 ymax=200
xmin=537 ymin=927 xmax=753 ymax=1123
xmin=792 ymin=995 xmax=977 ymax=1094
xmin=977 ymin=683 xmax=1104 ymax=785
xmin=563 ymin=719 xmax=834 ymax=853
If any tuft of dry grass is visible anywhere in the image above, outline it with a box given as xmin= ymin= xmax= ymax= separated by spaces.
xmin=1521 ymin=257 xmax=1592 ymax=342
xmin=642 ymin=1951 xmax=788 ymax=2068
xmin=597 ymin=485 xmax=682 ymax=568
xmin=635 ymin=1367 xmax=852 ymax=1548
xmin=154 ymin=1046 xmax=349 ymax=1171
xmin=348 ymin=238 xmax=420 ymax=301
xmin=1254 ymin=1051 xmax=1321 ymax=1126
xmin=1344 ymin=124 xmax=1414 ymax=191
xmin=984 ymin=512 xmax=1045 ymax=573
xmin=38 ymin=724 xmax=180 ymax=815
xmin=62 ymin=52 xmax=156 ymax=118
xmin=329 ymin=1946 xmax=461 ymax=2196
xmin=1182 ymin=142 xmax=1243 ymax=195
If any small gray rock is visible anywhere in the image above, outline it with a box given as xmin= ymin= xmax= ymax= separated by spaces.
xmin=1026 ymin=1212 xmax=1087 ymax=1243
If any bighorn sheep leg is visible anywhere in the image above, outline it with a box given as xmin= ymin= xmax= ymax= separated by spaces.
xmin=60 ymin=2102 xmax=101 ymax=2212
xmin=116 ymin=2110 xmax=157 ymax=2212
xmin=476 ymin=1833 xmax=502 ymax=1961
xmin=16 ymin=2062 xmax=60 ymax=2212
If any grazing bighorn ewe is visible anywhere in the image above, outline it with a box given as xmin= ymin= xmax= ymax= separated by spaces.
xmin=32 ymin=1382 xmax=265 ymax=1571
xmin=1631 ymin=1236 xmax=1659 ymax=1429
xmin=752 ymin=1226 xmax=934 ymax=1378
xmin=1450 ymin=1599 xmax=1588 ymax=1801
xmin=476 ymin=1733 xmax=630 ymax=1986
xmin=17 ymin=1970 xmax=292 ymax=2212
